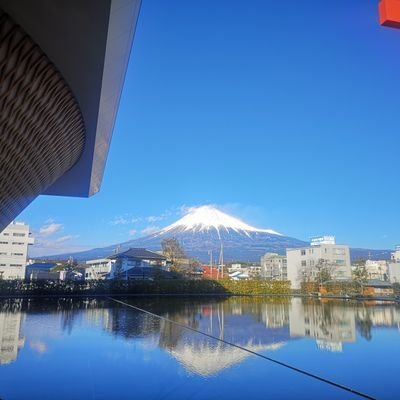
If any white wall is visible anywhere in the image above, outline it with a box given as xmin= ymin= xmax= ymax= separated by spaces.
xmin=388 ymin=263 xmax=400 ymax=283
xmin=85 ymin=258 xmax=114 ymax=280
xmin=287 ymin=244 xmax=351 ymax=289
xmin=0 ymin=222 xmax=34 ymax=280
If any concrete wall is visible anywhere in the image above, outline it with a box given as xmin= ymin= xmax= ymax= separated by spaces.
xmin=0 ymin=222 xmax=34 ymax=279
xmin=287 ymin=244 xmax=351 ymax=289
xmin=388 ymin=262 xmax=400 ymax=283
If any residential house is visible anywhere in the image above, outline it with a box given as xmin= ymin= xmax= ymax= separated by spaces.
xmin=85 ymin=258 xmax=115 ymax=280
xmin=229 ymin=270 xmax=249 ymax=280
xmin=26 ymin=262 xmax=60 ymax=281
xmin=363 ymin=280 xmax=394 ymax=297
xmin=109 ymin=248 xmax=167 ymax=280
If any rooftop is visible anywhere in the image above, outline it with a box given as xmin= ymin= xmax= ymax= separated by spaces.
xmin=110 ymin=248 xmax=167 ymax=261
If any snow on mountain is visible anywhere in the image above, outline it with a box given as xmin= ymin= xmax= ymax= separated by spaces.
xmin=45 ymin=206 xmax=307 ymax=262
xmin=158 ymin=206 xmax=282 ymax=238
xmin=41 ymin=205 xmax=393 ymax=262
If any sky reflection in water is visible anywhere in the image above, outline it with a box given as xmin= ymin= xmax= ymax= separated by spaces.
xmin=0 ymin=297 xmax=399 ymax=399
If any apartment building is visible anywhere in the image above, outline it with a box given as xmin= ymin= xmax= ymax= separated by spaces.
xmin=260 ymin=253 xmax=287 ymax=280
xmin=0 ymin=222 xmax=34 ymax=280
xmin=287 ymin=236 xmax=351 ymax=289
xmin=388 ymin=245 xmax=400 ymax=283
xmin=364 ymin=260 xmax=388 ymax=281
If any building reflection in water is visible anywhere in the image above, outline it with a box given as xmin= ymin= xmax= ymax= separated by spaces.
xmin=0 ymin=297 xmax=399 ymax=375
xmin=289 ymin=298 xmax=356 ymax=352
xmin=0 ymin=300 xmax=25 ymax=364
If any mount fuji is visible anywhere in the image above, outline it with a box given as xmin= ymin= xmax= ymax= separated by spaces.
xmin=49 ymin=206 xmax=308 ymax=262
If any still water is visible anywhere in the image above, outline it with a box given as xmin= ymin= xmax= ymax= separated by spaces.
xmin=0 ymin=296 xmax=398 ymax=400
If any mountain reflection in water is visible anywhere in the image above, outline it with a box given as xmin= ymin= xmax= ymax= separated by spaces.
xmin=0 ymin=297 xmax=399 ymax=376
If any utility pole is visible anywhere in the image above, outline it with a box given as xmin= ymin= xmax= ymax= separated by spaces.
xmin=218 ymin=242 xmax=224 ymax=280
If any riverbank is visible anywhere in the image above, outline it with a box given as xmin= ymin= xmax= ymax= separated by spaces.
xmin=0 ymin=279 xmax=398 ymax=302
xmin=0 ymin=279 xmax=291 ymax=296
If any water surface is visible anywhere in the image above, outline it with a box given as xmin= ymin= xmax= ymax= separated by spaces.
xmin=0 ymin=296 xmax=398 ymax=399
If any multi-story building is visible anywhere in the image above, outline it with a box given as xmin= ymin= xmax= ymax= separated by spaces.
xmin=0 ymin=222 xmax=34 ymax=280
xmin=0 ymin=310 xmax=24 ymax=364
xmin=289 ymin=298 xmax=356 ymax=352
xmin=84 ymin=258 xmax=115 ymax=280
xmin=286 ymin=236 xmax=351 ymax=289
xmin=388 ymin=245 xmax=400 ymax=283
xmin=391 ymin=245 xmax=400 ymax=262
xmin=364 ymin=260 xmax=388 ymax=281
xmin=260 ymin=253 xmax=287 ymax=280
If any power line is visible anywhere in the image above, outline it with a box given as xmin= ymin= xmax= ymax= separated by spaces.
xmin=108 ymin=297 xmax=376 ymax=400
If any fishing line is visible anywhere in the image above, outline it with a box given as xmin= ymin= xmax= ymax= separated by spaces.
xmin=108 ymin=297 xmax=376 ymax=400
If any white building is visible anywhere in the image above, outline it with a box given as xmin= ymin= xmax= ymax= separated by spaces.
xmin=85 ymin=258 xmax=115 ymax=280
xmin=0 ymin=311 xmax=24 ymax=364
xmin=287 ymin=236 xmax=351 ymax=289
xmin=228 ymin=263 xmax=243 ymax=273
xmin=289 ymin=298 xmax=356 ymax=352
xmin=391 ymin=245 xmax=400 ymax=262
xmin=260 ymin=253 xmax=287 ymax=280
xmin=0 ymin=222 xmax=34 ymax=280
xmin=364 ymin=260 xmax=388 ymax=281
xmin=229 ymin=270 xmax=249 ymax=280
xmin=388 ymin=245 xmax=400 ymax=283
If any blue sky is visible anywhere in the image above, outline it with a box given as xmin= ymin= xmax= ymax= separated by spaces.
xmin=19 ymin=0 xmax=400 ymax=256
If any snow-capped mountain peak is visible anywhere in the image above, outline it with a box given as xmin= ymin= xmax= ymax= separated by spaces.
xmin=159 ymin=205 xmax=282 ymax=237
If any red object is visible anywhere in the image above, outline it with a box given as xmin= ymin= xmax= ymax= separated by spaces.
xmin=200 ymin=265 xmax=228 ymax=279
xmin=379 ymin=0 xmax=400 ymax=29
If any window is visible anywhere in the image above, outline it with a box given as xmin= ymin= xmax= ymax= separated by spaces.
xmin=0 ymin=241 xmax=8 ymax=245
xmin=333 ymin=248 xmax=346 ymax=255
xmin=0 ymin=252 xmax=7 ymax=256
xmin=0 ymin=264 xmax=6 ymax=266
xmin=3 ymin=233 xmax=9 ymax=236
xmin=12 ymin=253 xmax=23 ymax=256
xmin=12 ymin=242 xmax=24 ymax=245
xmin=301 ymin=250 xmax=306 ymax=256
xmin=10 ymin=264 xmax=22 ymax=267
xmin=13 ymin=233 xmax=25 ymax=237
xmin=301 ymin=260 xmax=307 ymax=267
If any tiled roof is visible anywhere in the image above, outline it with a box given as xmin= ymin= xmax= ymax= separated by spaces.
xmin=366 ymin=279 xmax=392 ymax=288
xmin=110 ymin=248 xmax=166 ymax=261
xmin=27 ymin=263 xmax=57 ymax=270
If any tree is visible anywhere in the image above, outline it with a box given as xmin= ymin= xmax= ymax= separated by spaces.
xmin=161 ymin=237 xmax=186 ymax=271
xmin=353 ymin=257 xmax=366 ymax=267
xmin=314 ymin=259 xmax=337 ymax=285
xmin=353 ymin=265 xmax=368 ymax=294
